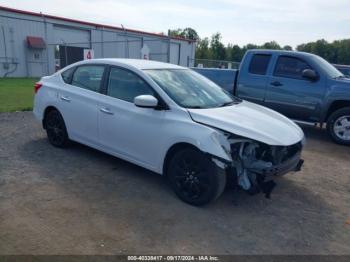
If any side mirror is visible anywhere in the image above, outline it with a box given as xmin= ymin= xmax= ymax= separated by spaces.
xmin=134 ymin=95 xmax=158 ymax=108
xmin=302 ymin=69 xmax=318 ymax=81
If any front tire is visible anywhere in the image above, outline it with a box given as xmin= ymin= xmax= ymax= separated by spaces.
xmin=167 ymin=147 xmax=226 ymax=206
xmin=44 ymin=110 xmax=70 ymax=148
xmin=327 ymin=107 xmax=350 ymax=145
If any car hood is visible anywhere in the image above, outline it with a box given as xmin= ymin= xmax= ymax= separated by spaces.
xmin=328 ymin=78 xmax=350 ymax=94
xmin=332 ymin=77 xmax=350 ymax=85
xmin=187 ymin=101 xmax=304 ymax=146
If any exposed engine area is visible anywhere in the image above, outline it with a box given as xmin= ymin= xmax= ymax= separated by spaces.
xmin=227 ymin=136 xmax=303 ymax=198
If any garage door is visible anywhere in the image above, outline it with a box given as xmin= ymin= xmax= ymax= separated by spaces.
xmin=53 ymin=26 xmax=90 ymax=48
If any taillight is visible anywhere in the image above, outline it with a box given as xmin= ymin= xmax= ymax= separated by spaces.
xmin=34 ymin=83 xmax=42 ymax=94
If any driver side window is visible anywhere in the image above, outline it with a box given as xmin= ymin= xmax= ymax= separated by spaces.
xmin=274 ymin=56 xmax=311 ymax=80
xmin=107 ymin=67 xmax=154 ymax=103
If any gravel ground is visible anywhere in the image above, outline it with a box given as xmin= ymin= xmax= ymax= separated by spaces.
xmin=0 ymin=111 xmax=349 ymax=255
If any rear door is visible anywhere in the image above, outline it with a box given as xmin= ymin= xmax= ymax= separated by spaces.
xmin=59 ymin=64 xmax=106 ymax=146
xmin=265 ymin=55 xmax=323 ymax=121
xmin=236 ymin=53 xmax=272 ymax=105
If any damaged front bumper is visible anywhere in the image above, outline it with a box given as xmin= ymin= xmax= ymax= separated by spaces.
xmin=211 ymin=136 xmax=304 ymax=198
xmin=251 ymin=152 xmax=304 ymax=177
xmin=246 ymin=152 xmax=304 ymax=198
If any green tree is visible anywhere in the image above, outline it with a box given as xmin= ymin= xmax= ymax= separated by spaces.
xmin=168 ymin=28 xmax=199 ymax=40
xmin=181 ymin=28 xmax=199 ymax=40
xmin=226 ymin=44 xmax=244 ymax=61
xmin=297 ymin=39 xmax=341 ymax=63
xmin=262 ymin=41 xmax=281 ymax=50
xmin=210 ymin=33 xmax=226 ymax=60
xmin=174 ymin=26 xmax=350 ymax=65
xmin=333 ymin=39 xmax=350 ymax=64
xmin=244 ymin=43 xmax=259 ymax=50
xmin=283 ymin=45 xmax=293 ymax=51
xmin=168 ymin=28 xmax=182 ymax=37
xmin=196 ymin=37 xmax=210 ymax=59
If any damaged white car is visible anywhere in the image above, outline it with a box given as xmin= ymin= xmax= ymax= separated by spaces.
xmin=33 ymin=59 xmax=305 ymax=206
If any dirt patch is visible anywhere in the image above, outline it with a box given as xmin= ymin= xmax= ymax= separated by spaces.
xmin=0 ymin=112 xmax=349 ymax=255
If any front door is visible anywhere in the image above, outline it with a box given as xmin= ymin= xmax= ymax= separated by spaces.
xmin=265 ymin=55 xmax=325 ymax=121
xmin=98 ymin=66 xmax=166 ymax=170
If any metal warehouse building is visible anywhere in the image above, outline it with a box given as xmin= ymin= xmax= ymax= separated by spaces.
xmin=0 ymin=6 xmax=196 ymax=77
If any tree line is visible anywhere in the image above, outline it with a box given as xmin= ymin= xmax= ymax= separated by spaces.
xmin=169 ymin=28 xmax=350 ymax=65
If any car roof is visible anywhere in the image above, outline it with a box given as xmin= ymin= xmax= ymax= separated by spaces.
xmin=81 ymin=58 xmax=187 ymax=70
xmin=334 ymin=64 xmax=350 ymax=69
xmin=246 ymin=49 xmax=316 ymax=58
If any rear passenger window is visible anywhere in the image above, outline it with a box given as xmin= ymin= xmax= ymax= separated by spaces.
xmin=249 ymin=54 xmax=271 ymax=75
xmin=71 ymin=65 xmax=105 ymax=92
xmin=274 ymin=56 xmax=311 ymax=79
xmin=61 ymin=67 xmax=75 ymax=84
xmin=107 ymin=67 xmax=154 ymax=103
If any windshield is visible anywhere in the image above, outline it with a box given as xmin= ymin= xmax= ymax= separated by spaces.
xmin=145 ymin=69 xmax=240 ymax=109
xmin=310 ymin=55 xmax=344 ymax=79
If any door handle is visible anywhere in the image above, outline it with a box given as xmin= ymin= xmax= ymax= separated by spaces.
xmin=100 ymin=107 xmax=114 ymax=115
xmin=270 ymin=81 xmax=283 ymax=87
xmin=60 ymin=95 xmax=71 ymax=102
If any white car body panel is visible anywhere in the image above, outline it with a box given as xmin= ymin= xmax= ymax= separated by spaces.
xmin=33 ymin=58 xmax=305 ymax=175
xmin=98 ymin=93 xmax=168 ymax=170
xmin=59 ymin=83 xmax=101 ymax=145
xmin=188 ymin=100 xmax=304 ymax=146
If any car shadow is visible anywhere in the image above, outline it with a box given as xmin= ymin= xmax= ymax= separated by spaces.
xmin=299 ymin=124 xmax=350 ymax=160
xmin=14 ymin=136 xmax=341 ymax=254
xmin=300 ymin=124 xmax=332 ymax=143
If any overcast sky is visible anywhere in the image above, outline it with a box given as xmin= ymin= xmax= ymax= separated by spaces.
xmin=1 ymin=0 xmax=349 ymax=48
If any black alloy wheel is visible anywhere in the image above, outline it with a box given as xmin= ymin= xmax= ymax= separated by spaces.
xmin=45 ymin=110 xmax=70 ymax=148
xmin=167 ymin=147 xmax=226 ymax=206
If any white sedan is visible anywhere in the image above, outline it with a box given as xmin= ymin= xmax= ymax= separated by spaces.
xmin=33 ymin=59 xmax=305 ymax=205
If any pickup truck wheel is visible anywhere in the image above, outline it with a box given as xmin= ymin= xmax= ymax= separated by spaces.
xmin=167 ymin=148 xmax=226 ymax=206
xmin=327 ymin=107 xmax=350 ymax=145
xmin=45 ymin=110 xmax=70 ymax=148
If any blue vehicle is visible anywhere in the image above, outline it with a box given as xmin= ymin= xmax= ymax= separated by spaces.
xmin=334 ymin=64 xmax=350 ymax=77
xmin=193 ymin=50 xmax=350 ymax=145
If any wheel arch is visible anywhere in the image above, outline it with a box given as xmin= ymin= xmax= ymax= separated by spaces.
xmin=325 ymin=100 xmax=350 ymax=122
xmin=42 ymin=106 xmax=60 ymax=129
xmin=326 ymin=105 xmax=350 ymax=145
xmin=162 ymin=142 xmax=201 ymax=176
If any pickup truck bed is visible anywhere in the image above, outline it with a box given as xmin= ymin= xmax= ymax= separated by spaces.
xmin=192 ymin=68 xmax=238 ymax=94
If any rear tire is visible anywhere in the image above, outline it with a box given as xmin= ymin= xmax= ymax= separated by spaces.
xmin=167 ymin=147 xmax=226 ymax=206
xmin=327 ymin=107 xmax=350 ymax=146
xmin=44 ymin=110 xmax=70 ymax=148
